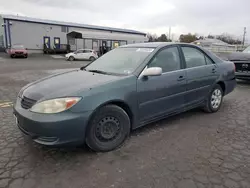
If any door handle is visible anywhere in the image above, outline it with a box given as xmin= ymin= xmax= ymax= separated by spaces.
xmin=177 ymin=75 xmax=185 ymax=81
xmin=212 ymin=68 xmax=216 ymax=73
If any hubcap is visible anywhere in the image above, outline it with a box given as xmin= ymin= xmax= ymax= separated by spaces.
xmin=211 ymin=89 xmax=222 ymax=109
xmin=96 ymin=116 xmax=120 ymax=141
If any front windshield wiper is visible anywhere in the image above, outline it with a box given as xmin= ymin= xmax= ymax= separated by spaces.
xmin=87 ymin=69 xmax=110 ymax=75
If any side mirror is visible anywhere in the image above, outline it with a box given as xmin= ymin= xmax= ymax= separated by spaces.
xmin=141 ymin=67 xmax=162 ymax=77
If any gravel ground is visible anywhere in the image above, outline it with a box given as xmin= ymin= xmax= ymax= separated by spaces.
xmin=0 ymin=56 xmax=250 ymax=188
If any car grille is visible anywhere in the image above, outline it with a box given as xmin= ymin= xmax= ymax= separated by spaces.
xmin=15 ymin=52 xmax=23 ymax=54
xmin=233 ymin=61 xmax=250 ymax=72
xmin=21 ymin=96 xmax=37 ymax=109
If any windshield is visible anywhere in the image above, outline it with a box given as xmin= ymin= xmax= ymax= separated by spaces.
xmin=12 ymin=45 xmax=25 ymax=50
xmin=243 ymin=46 xmax=250 ymax=53
xmin=85 ymin=47 xmax=154 ymax=75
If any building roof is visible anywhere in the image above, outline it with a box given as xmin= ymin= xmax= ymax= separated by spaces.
xmin=193 ymin=38 xmax=230 ymax=46
xmin=121 ymin=42 xmax=200 ymax=48
xmin=1 ymin=14 xmax=146 ymax=36
xmin=122 ymin=42 xmax=173 ymax=48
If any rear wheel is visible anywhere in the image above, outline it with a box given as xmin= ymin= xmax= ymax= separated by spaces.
xmin=69 ymin=56 xmax=75 ymax=61
xmin=89 ymin=56 xmax=96 ymax=61
xmin=86 ymin=105 xmax=131 ymax=152
xmin=203 ymin=84 xmax=223 ymax=113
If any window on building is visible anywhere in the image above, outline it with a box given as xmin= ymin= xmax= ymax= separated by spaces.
xmin=120 ymin=41 xmax=127 ymax=46
xmin=85 ymin=39 xmax=93 ymax=49
xmin=61 ymin=26 xmax=67 ymax=33
xmin=148 ymin=47 xmax=181 ymax=73
xmin=182 ymin=47 xmax=206 ymax=68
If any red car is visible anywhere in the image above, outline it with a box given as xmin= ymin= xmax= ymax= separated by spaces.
xmin=8 ymin=44 xmax=28 ymax=58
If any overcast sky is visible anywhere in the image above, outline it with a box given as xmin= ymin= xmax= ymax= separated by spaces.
xmin=1 ymin=0 xmax=250 ymax=41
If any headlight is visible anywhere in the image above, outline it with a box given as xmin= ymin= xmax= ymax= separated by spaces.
xmin=30 ymin=97 xmax=81 ymax=114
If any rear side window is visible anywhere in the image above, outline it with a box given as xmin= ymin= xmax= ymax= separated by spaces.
xmin=148 ymin=47 xmax=181 ymax=73
xmin=182 ymin=47 xmax=206 ymax=68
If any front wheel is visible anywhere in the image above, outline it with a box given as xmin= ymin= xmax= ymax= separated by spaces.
xmin=203 ymin=84 xmax=223 ymax=113
xmin=68 ymin=56 xmax=75 ymax=61
xmin=86 ymin=105 xmax=131 ymax=152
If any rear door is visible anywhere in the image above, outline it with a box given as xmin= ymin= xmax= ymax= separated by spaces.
xmin=180 ymin=45 xmax=219 ymax=106
xmin=137 ymin=46 xmax=187 ymax=122
xmin=84 ymin=50 xmax=93 ymax=59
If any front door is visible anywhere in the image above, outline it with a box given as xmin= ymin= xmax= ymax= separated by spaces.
xmin=137 ymin=46 xmax=187 ymax=123
xmin=180 ymin=45 xmax=219 ymax=106
xmin=54 ymin=37 xmax=60 ymax=49
xmin=74 ymin=49 xmax=85 ymax=60
xmin=43 ymin=36 xmax=50 ymax=49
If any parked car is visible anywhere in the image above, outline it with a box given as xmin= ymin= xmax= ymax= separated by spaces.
xmin=14 ymin=42 xmax=236 ymax=152
xmin=65 ymin=49 xmax=98 ymax=61
xmin=227 ymin=46 xmax=250 ymax=80
xmin=8 ymin=44 xmax=28 ymax=58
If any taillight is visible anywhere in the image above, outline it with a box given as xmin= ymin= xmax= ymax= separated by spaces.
xmin=93 ymin=51 xmax=97 ymax=55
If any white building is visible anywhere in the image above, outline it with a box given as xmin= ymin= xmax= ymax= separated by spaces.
xmin=192 ymin=38 xmax=238 ymax=53
xmin=0 ymin=14 xmax=148 ymax=53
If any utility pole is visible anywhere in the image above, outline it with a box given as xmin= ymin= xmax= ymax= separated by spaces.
xmin=169 ymin=27 xmax=171 ymax=41
xmin=243 ymin=27 xmax=246 ymax=46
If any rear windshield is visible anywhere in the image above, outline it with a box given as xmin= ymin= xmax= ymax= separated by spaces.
xmin=85 ymin=47 xmax=155 ymax=75
xmin=12 ymin=45 xmax=25 ymax=50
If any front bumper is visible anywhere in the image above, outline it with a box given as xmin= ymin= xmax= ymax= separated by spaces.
xmin=13 ymin=97 xmax=93 ymax=146
xmin=235 ymin=72 xmax=250 ymax=80
xmin=11 ymin=53 xmax=27 ymax=57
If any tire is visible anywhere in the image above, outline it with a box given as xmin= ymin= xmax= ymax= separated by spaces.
xmin=24 ymin=54 xmax=28 ymax=58
xmin=69 ymin=56 xmax=75 ymax=61
xmin=89 ymin=56 xmax=96 ymax=61
xmin=86 ymin=105 xmax=131 ymax=152
xmin=203 ymin=84 xmax=223 ymax=113
xmin=10 ymin=55 xmax=14 ymax=58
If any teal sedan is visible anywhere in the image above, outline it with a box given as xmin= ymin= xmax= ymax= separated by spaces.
xmin=14 ymin=42 xmax=236 ymax=152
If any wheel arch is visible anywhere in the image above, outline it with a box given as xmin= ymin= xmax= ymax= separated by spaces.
xmin=216 ymin=81 xmax=226 ymax=95
xmin=86 ymin=99 xmax=134 ymax=132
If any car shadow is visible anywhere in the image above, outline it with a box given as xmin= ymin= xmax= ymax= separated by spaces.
xmin=131 ymin=108 xmax=203 ymax=136
xmin=25 ymin=108 xmax=203 ymax=159
xmin=237 ymin=79 xmax=250 ymax=85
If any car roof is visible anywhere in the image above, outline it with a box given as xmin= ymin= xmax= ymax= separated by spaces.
xmin=77 ymin=49 xmax=93 ymax=51
xmin=120 ymin=42 xmax=198 ymax=48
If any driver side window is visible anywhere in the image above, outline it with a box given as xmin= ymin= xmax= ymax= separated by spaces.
xmin=76 ymin=50 xmax=84 ymax=54
xmin=148 ymin=47 xmax=181 ymax=73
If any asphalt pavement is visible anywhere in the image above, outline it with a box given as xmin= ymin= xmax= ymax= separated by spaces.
xmin=0 ymin=56 xmax=250 ymax=188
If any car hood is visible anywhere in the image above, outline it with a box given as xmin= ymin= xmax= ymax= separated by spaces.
xmin=227 ymin=52 xmax=250 ymax=61
xmin=11 ymin=49 xmax=27 ymax=52
xmin=66 ymin=52 xmax=74 ymax=56
xmin=22 ymin=69 xmax=121 ymax=101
